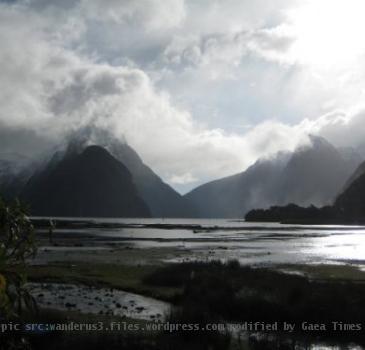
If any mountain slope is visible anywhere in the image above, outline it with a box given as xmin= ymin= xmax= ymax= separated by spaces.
xmin=334 ymin=160 xmax=365 ymax=220
xmin=66 ymin=127 xmax=196 ymax=218
xmin=276 ymin=136 xmax=361 ymax=207
xmin=341 ymin=160 xmax=365 ymax=194
xmin=21 ymin=145 xmax=151 ymax=218
xmin=185 ymin=136 xmax=362 ymax=218
xmin=107 ymin=142 xmax=196 ymax=218
xmin=184 ymin=153 xmax=289 ymax=218
xmin=0 ymin=153 xmax=34 ymax=200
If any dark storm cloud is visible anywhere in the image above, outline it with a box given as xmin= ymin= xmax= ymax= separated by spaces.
xmin=0 ymin=123 xmax=53 ymax=158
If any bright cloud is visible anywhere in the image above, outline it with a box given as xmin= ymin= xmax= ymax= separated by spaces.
xmin=286 ymin=0 xmax=365 ymax=67
xmin=1 ymin=0 xmax=365 ymax=193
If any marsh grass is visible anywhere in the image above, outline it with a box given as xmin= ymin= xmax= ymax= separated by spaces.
xmin=18 ymin=260 xmax=365 ymax=349
xmin=25 ymin=262 xmax=182 ymax=301
xmin=144 ymin=260 xmax=365 ymax=342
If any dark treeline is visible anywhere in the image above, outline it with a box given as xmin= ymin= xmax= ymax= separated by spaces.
xmin=245 ymin=204 xmax=342 ymax=224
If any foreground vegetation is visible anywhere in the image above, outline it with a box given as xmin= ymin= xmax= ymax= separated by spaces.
xmin=2 ymin=195 xmax=365 ymax=349
xmin=14 ymin=260 xmax=365 ymax=349
xmin=25 ymin=262 xmax=181 ymax=302
xmin=0 ymin=198 xmax=38 ymax=349
xmin=145 ymin=261 xmax=365 ymax=325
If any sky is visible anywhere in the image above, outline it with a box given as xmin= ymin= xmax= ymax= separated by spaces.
xmin=1 ymin=0 xmax=365 ymax=193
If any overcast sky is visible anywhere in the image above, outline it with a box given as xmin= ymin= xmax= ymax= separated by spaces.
xmin=1 ymin=0 xmax=365 ymax=193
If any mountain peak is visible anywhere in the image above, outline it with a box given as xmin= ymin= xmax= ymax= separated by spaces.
xmin=65 ymin=126 xmax=127 ymax=157
xmin=21 ymin=143 xmax=150 ymax=218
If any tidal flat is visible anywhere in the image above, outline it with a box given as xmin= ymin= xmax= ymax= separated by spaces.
xmin=21 ymin=218 xmax=365 ymax=350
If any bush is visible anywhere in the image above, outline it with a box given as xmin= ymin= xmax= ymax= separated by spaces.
xmin=0 ymin=198 xmax=37 ymax=349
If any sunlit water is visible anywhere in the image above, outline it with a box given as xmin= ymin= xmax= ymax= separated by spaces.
xmin=35 ymin=217 xmax=365 ymax=266
xmin=32 ymin=218 xmax=365 ymax=349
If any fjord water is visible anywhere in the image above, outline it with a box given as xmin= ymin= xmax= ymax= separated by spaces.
xmin=39 ymin=217 xmax=365 ymax=267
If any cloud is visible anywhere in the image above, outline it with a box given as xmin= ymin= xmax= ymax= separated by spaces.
xmin=309 ymin=108 xmax=365 ymax=150
xmin=1 ymin=0 xmax=365 ymax=194
xmin=81 ymin=0 xmax=186 ymax=30
xmin=168 ymin=172 xmax=198 ymax=185
xmin=163 ymin=27 xmax=295 ymax=71
xmin=0 ymin=1 xmax=309 ymax=191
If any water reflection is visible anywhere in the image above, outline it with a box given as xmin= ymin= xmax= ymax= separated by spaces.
xmin=35 ymin=218 xmax=365 ymax=267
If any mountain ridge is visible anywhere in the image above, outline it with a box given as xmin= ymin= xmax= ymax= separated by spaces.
xmin=21 ymin=145 xmax=151 ymax=218
xmin=185 ymin=135 xmax=362 ymax=218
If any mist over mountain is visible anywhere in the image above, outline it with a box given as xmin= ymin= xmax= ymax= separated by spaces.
xmin=340 ymin=160 xmax=365 ymax=194
xmin=185 ymin=136 xmax=362 ymax=218
xmin=0 ymin=127 xmax=196 ymax=218
xmin=0 ymin=153 xmax=36 ymax=200
xmin=275 ymin=135 xmax=362 ymax=207
xmin=334 ymin=160 xmax=365 ymax=220
xmin=21 ymin=145 xmax=151 ymax=218
xmin=184 ymin=152 xmax=290 ymax=218
xmin=246 ymin=157 xmax=365 ymax=224
xmin=0 ymin=128 xmax=362 ymax=219
xmin=62 ymin=127 xmax=196 ymax=218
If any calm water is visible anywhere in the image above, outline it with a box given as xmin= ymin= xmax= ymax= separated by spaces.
xmin=36 ymin=217 xmax=365 ymax=266
xmin=33 ymin=218 xmax=365 ymax=349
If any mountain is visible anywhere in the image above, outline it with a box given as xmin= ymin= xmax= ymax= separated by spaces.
xmin=185 ymin=136 xmax=362 ymax=218
xmin=275 ymin=136 xmax=362 ymax=207
xmin=0 ymin=127 xmax=196 ymax=218
xmin=64 ymin=127 xmax=196 ymax=218
xmin=184 ymin=152 xmax=290 ymax=218
xmin=341 ymin=160 xmax=365 ymax=194
xmin=2 ymin=128 xmax=362 ymax=219
xmin=0 ymin=153 xmax=34 ymax=200
xmin=246 ymin=157 xmax=365 ymax=224
xmin=20 ymin=145 xmax=151 ymax=218
xmin=334 ymin=160 xmax=365 ymax=220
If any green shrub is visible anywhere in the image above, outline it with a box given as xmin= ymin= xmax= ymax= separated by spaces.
xmin=0 ymin=198 xmax=37 ymax=349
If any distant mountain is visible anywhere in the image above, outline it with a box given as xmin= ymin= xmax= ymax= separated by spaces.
xmin=21 ymin=145 xmax=151 ymax=218
xmin=65 ymin=127 xmax=196 ymax=218
xmin=276 ymin=136 xmax=362 ymax=207
xmin=107 ymin=141 xmax=196 ymax=218
xmin=334 ymin=160 xmax=365 ymax=220
xmin=184 ymin=152 xmax=290 ymax=218
xmin=2 ymin=128 xmax=362 ymax=219
xmin=185 ymin=136 xmax=362 ymax=218
xmin=0 ymin=127 xmax=196 ymax=218
xmin=246 ymin=158 xmax=365 ymax=224
xmin=341 ymin=160 xmax=365 ymax=194
xmin=0 ymin=153 xmax=34 ymax=200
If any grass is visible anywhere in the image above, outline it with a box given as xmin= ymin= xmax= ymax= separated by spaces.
xmin=279 ymin=263 xmax=365 ymax=282
xmin=142 ymin=260 xmax=365 ymax=343
xmin=25 ymin=262 xmax=182 ymax=302
xmin=15 ymin=260 xmax=365 ymax=349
